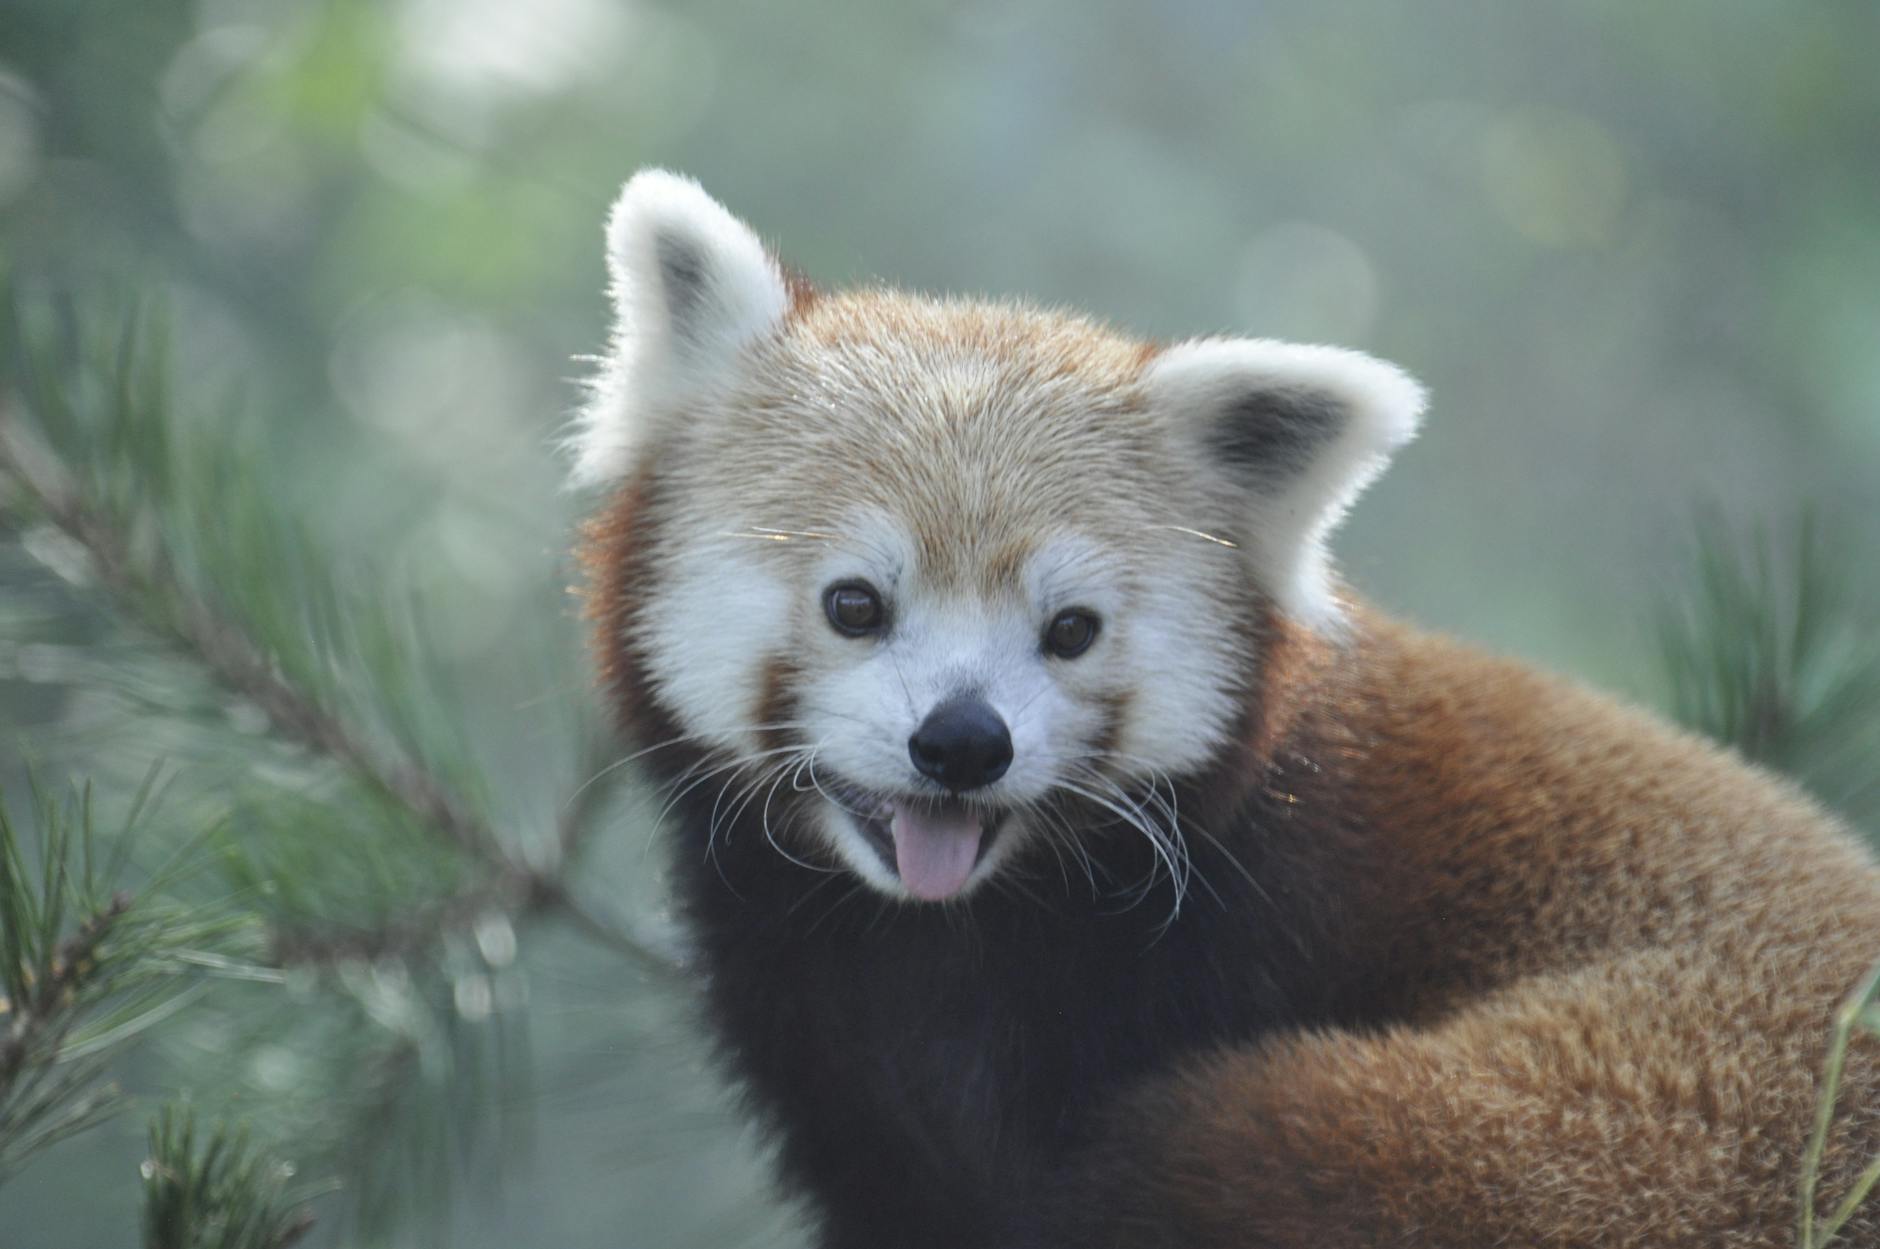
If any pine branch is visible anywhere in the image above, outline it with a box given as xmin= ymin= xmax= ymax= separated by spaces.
xmin=0 ymin=779 xmax=268 ymax=1182
xmin=264 ymin=874 xmax=534 ymax=967
xmin=0 ymin=890 xmax=130 ymax=1089
xmin=0 ymin=296 xmax=686 ymax=982
xmin=1 ymin=289 xmax=688 ymax=1234
xmin=0 ymin=280 xmax=692 ymax=1243
xmin=0 ymin=414 xmax=509 ymax=871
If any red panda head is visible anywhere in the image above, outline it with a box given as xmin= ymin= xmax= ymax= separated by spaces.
xmin=573 ymin=171 xmax=1424 ymax=905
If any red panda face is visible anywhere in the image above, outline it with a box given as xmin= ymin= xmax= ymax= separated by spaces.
xmin=574 ymin=173 xmax=1424 ymax=905
xmin=614 ymin=308 xmax=1258 ymax=903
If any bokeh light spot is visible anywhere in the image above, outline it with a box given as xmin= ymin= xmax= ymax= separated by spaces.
xmin=1480 ymin=108 xmax=1628 ymax=249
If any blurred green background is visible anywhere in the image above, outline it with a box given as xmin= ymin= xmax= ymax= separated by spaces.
xmin=1 ymin=0 xmax=1877 ymax=1245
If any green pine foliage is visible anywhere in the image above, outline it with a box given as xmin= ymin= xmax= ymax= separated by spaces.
xmin=141 ymin=1107 xmax=320 ymax=1249
xmin=1657 ymin=515 xmax=1880 ymax=830
xmin=0 ymin=773 xmax=265 ymax=1181
xmin=1 ymin=280 xmax=692 ymax=1244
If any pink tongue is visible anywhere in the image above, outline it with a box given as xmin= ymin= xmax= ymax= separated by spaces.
xmin=889 ymin=803 xmax=983 ymax=901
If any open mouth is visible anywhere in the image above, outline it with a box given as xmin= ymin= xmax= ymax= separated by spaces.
xmin=836 ymin=790 xmax=1009 ymax=901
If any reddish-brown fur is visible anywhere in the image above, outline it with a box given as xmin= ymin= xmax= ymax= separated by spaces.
xmin=578 ymin=466 xmax=659 ymax=729
xmin=1052 ymin=606 xmax=1880 ymax=1247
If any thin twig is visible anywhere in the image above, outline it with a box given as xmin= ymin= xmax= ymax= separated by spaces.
xmin=266 ymin=876 xmax=536 ymax=968
xmin=1799 ymin=958 xmax=1880 ymax=1247
xmin=0 ymin=892 xmax=131 ymax=1090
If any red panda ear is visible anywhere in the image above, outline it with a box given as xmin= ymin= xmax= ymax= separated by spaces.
xmin=1142 ymin=339 xmax=1426 ymax=630
xmin=568 ymin=170 xmax=791 ymax=488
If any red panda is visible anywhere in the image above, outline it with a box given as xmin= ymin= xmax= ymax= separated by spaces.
xmin=572 ymin=170 xmax=1880 ymax=1248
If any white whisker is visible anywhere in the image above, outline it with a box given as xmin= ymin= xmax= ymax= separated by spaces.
xmin=754 ymin=750 xmax=838 ymax=874
xmin=1052 ymin=774 xmax=1187 ymax=926
xmin=1152 ymin=523 xmax=1240 ymax=549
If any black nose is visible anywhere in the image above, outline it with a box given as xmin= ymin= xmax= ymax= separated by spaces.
xmin=908 ymin=697 xmax=1013 ymax=792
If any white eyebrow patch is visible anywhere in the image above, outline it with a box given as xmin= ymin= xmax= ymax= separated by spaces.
xmin=810 ymin=507 xmax=914 ymax=595
xmin=1026 ymin=535 xmax=1123 ymax=615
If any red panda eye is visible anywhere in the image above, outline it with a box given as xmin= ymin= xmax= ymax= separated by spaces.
xmin=1044 ymin=609 xmax=1099 ymax=659
xmin=824 ymin=582 xmax=886 ymax=636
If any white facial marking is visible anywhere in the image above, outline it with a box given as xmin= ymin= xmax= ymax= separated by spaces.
xmin=636 ymin=535 xmax=792 ymax=754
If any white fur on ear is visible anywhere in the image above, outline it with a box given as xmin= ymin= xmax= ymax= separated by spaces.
xmin=567 ymin=170 xmax=790 ymax=487
xmin=1143 ymin=339 xmax=1426 ymax=629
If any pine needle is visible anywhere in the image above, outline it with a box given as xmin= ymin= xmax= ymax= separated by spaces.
xmin=141 ymin=1106 xmax=322 ymax=1249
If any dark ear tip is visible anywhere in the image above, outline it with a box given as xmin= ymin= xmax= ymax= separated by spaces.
xmin=1210 ymin=389 xmax=1349 ymax=478
xmin=654 ymin=233 xmax=709 ymax=326
xmin=1141 ymin=339 xmax=1426 ymax=480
